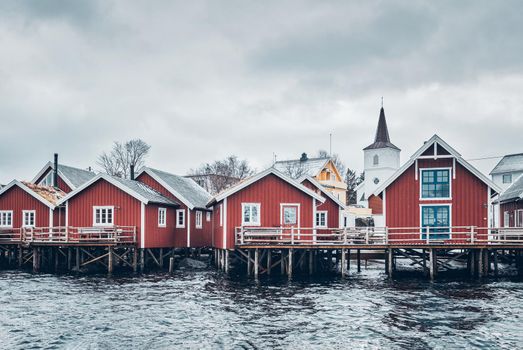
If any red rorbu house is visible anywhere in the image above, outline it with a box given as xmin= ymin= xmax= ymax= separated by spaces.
xmin=372 ymin=134 xmax=501 ymax=244
xmin=498 ymin=174 xmax=523 ymax=228
xmin=0 ymin=180 xmax=66 ymax=240
xmin=57 ymin=173 xmax=180 ymax=249
xmin=32 ymin=153 xmax=96 ymax=194
xmin=136 ymin=167 xmax=213 ymax=248
xmin=299 ymin=175 xmax=346 ymax=230
xmin=207 ymin=168 xmax=326 ymax=250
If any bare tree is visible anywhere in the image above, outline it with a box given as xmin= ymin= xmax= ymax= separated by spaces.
xmin=280 ymin=161 xmax=308 ymax=179
xmin=97 ymin=139 xmax=151 ymax=179
xmin=188 ymin=155 xmax=255 ymax=194
xmin=317 ymin=149 xmax=346 ymax=177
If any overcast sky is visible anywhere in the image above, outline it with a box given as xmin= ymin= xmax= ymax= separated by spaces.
xmin=1 ymin=0 xmax=522 ymax=184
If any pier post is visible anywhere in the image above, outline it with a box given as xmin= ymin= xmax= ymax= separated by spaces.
xmin=159 ymin=248 xmax=164 ymax=268
xmin=169 ymin=257 xmax=174 ymax=274
xmin=139 ymin=248 xmax=145 ymax=272
xmin=347 ymin=249 xmax=351 ymax=272
xmin=478 ymin=249 xmax=484 ymax=278
xmin=288 ymin=249 xmax=293 ymax=277
xmin=281 ymin=250 xmax=285 ymax=275
xmin=67 ymin=248 xmax=72 ymax=270
xmin=247 ymin=250 xmax=252 ymax=275
xmin=429 ymin=249 xmax=436 ymax=280
xmin=308 ymin=250 xmax=313 ymax=275
xmin=267 ymin=250 xmax=272 ymax=276
xmin=341 ymin=248 xmax=347 ymax=277
xmin=18 ymin=246 xmax=23 ymax=268
xmin=493 ymin=250 xmax=499 ymax=276
xmin=422 ymin=249 xmax=427 ymax=275
xmin=54 ymin=249 xmax=59 ymax=271
xmin=470 ymin=250 xmax=476 ymax=277
xmin=224 ymin=250 xmax=229 ymax=273
xmin=108 ymin=247 xmax=114 ymax=274
xmin=132 ymin=248 xmax=138 ymax=272
xmin=357 ymin=249 xmax=361 ymax=273
xmin=388 ymin=249 xmax=393 ymax=277
xmin=33 ymin=247 xmax=39 ymax=272
xmin=254 ymin=249 xmax=259 ymax=278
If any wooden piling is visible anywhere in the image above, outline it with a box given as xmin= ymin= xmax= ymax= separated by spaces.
xmin=224 ymin=250 xmax=229 ymax=273
xmin=169 ymin=257 xmax=174 ymax=274
xmin=139 ymin=248 xmax=145 ymax=272
xmin=341 ymin=248 xmax=346 ymax=277
xmin=133 ymin=248 xmax=138 ymax=272
xmin=76 ymin=247 xmax=80 ymax=271
xmin=308 ymin=250 xmax=313 ymax=275
xmin=281 ymin=250 xmax=285 ymax=275
xmin=478 ymin=249 xmax=484 ymax=278
xmin=18 ymin=246 xmax=23 ymax=268
xmin=388 ymin=249 xmax=393 ymax=277
xmin=247 ymin=250 xmax=252 ymax=275
xmin=108 ymin=247 xmax=114 ymax=274
xmin=33 ymin=247 xmax=39 ymax=272
xmin=357 ymin=249 xmax=361 ymax=273
xmin=288 ymin=249 xmax=293 ymax=277
xmin=347 ymin=249 xmax=351 ymax=272
xmin=267 ymin=250 xmax=272 ymax=276
xmin=254 ymin=249 xmax=259 ymax=278
xmin=493 ymin=250 xmax=499 ymax=276
xmin=429 ymin=249 xmax=436 ymax=280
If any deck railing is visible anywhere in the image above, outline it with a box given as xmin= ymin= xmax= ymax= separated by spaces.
xmin=0 ymin=226 xmax=136 ymax=244
xmin=235 ymin=226 xmax=523 ymax=246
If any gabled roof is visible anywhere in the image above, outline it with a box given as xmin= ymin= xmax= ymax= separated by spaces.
xmin=207 ymin=168 xmax=325 ymax=207
xmin=137 ymin=167 xmax=212 ymax=210
xmin=364 ymin=107 xmax=400 ymax=151
xmin=0 ymin=180 xmax=66 ymax=209
xmin=32 ymin=162 xmax=96 ymax=190
xmin=490 ymin=153 xmax=523 ymax=175
xmin=273 ymin=157 xmax=331 ymax=178
xmin=498 ymin=174 xmax=523 ymax=203
xmin=373 ymin=134 xmax=502 ymax=196
xmin=57 ymin=173 xmax=179 ymax=206
xmin=298 ymin=175 xmax=346 ymax=209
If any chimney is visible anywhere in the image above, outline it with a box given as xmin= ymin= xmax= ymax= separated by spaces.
xmin=130 ymin=164 xmax=135 ymax=180
xmin=300 ymin=153 xmax=308 ymax=162
xmin=53 ymin=153 xmax=58 ymax=188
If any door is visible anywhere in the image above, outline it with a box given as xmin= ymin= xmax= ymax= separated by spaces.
xmin=281 ymin=204 xmax=299 ymax=241
xmin=421 ymin=206 xmax=450 ymax=240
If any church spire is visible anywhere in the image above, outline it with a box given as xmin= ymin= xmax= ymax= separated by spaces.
xmin=363 ymin=105 xmax=400 ymax=151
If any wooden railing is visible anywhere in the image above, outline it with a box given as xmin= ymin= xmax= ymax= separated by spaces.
xmin=235 ymin=226 xmax=523 ymax=246
xmin=0 ymin=226 xmax=136 ymax=244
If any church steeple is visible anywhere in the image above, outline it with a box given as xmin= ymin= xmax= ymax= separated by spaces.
xmin=363 ymin=106 xmax=400 ymax=151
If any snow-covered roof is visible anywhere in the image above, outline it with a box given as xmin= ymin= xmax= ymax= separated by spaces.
xmin=57 ymin=174 xmax=179 ymax=206
xmin=138 ymin=167 xmax=212 ymax=210
xmin=0 ymin=180 xmax=66 ymax=209
xmin=273 ymin=157 xmax=331 ymax=178
xmin=490 ymin=153 xmax=523 ymax=175
xmin=32 ymin=161 xmax=96 ymax=190
xmin=498 ymin=174 xmax=523 ymax=203
xmin=207 ymin=168 xmax=325 ymax=206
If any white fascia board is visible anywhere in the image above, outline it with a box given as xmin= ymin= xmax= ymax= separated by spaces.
xmin=30 ymin=161 xmax=76 ymax=190
xmin=139 ymin=168 xmax=195 ymax=210
xmin=0 ymin=180 xmax=55 ymax=209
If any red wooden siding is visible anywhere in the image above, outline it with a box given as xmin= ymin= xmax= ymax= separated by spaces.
xmin=66 ymin=179 xmax=143 ymax=246
xmin=53 ymin=206 xmax=66 ymax=227
xmin=214 ymin=174 xmax=315 ymax=250
xmin=36 ymin=169 xmax=72 ymax=193
xmin=145 ymin=204 xmax=177 ymax=248
xmin=301 ymin=179 xmax=340 ymax=228
xmin=385 ymin=158 xmax=489 ymax=243
xmin=136 ymin=172 xmax=213 ymax=248
xmin=500 ymin=201 xmax=523 ymax=227
xmin=368 ymin=195 xmax=383 ymax=215
xmin=0 ymin=186 xmax=50 ymax=228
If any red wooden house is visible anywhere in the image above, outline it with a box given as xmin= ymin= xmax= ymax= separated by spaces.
xmin=299 ymin=175 xmax=346 ymax=230
xmin=498 ymin=174 xmax=523 ymax=228
xmin=0 ymin=180 xmax=66 ymax=234
xmin=136 ymin=167 xmax=213 ymax=248
xmin=32 ymin=154 xmax=96 ymax=193
xmin=372 ymin=135 xmax=501 ymax=243
xmin=207 ymin=168 xmax=325 ymax=250
xmin=57 ymin=174 xmax=180 ymax=249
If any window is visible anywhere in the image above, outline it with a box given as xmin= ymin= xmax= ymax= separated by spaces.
xmin=93 ymin=206 xmax=114 ymax=226
xmin=504 ymin=211 xmax=511 ymax=228
xmin=158 ymin=208 xmax=166 ymax=227
xmin=242 ymin=203 xmax=260 ymax=226
xmin=283 ymin=206 xmax=297 ymax=225
xmin=503 ymin=174 xmax=512 ymax=184
xmin=176 ymin=209 xmax=185 ymax=228
xmin=39 ymin=171 xmax=54 ymax=187
xmin=421 ymin=205 xmax=450 ymax=240
xmin=421 ymin=169 xmax=450 ymax=199
xmin=315 ymin=211 xmax=327 ymax=228
xmin=22 ymin=210 xmax=36 ymax=227
xmin=373 ymin=154 xmax=379 ymax=165
xmin=206 ymin=212 xmax=211 ymax=222
xmin=516 ymin=210 xmax=523 ymax=228
xmin=0 ymin=211 xmax=13 ymax=228
xmin=196 ymin=211 xmax=203 ymax=229
xmin=330 ymin=174 xmax=336 ymax=181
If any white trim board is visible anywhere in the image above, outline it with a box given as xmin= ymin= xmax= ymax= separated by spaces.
xmin=298 ymin=175 xmax=346 ymax=209
xmin=0 ymin=180 xmax=56 ymax=209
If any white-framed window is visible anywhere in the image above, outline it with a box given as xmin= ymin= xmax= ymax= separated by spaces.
xmin=242 ymin=203 xmax=260 ymax=226
xmin=93 ymin=206 xmax=114 ymax=226
xmin=196 ymin=211 xmax=203 ymax=229
xmin=315 ymin=211 xmax=327 ymax=228
xmin=420 ymin=168 xmax=451 ymax=199
xmin=283 ymin=206 xmax=298 ymax=225
xmin=158 ymin=208 xmax=166 ymax=227
xmin=373 ymin=154 xmax=379 ymax=165
xmin=219 ymin=204 xmax=223 ymax=227
xmin=516 ymin=210 xmax=523 ymax=228
xmin=504 ymin=211 xmax=511 ymax=228
xmin=0 ymin=211 xmax=13 ymax=228
xmin=503 ymin=174 xmax=512 ymax=184
xmin=206 ymin=211 xmax=211 ymax=222
xmin=22 ymin=210 xmax=36 ymax=228
xmin=39 ymin=171 xmax=54 ymax=187
xmin=176 ymin=209 xmax=185 ymax=228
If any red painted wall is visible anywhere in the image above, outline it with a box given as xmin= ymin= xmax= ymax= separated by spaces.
xmin=136 ymin=172 xmax=213 ymax=248
xmin=0 ymin=185 xmax=51 ymax=228
xmin=500 ymin=201 xmax=523 ymax=227
xmin=53 ymin=206 xmax=66 ymax=227
xmin=385 ymin=159 xmax=489 ymax=243
xmin=36 ymin=168 xmax=73 ymax=193
xmin=368 ymin=195 xmax=383 ymax=215
xmin=214 ymin=174 xmax=316 ymax=249
xmin=301 ymin=179 xmax=340 ymax=228
xmin=145 ymin=203 xmax=177 ymax=248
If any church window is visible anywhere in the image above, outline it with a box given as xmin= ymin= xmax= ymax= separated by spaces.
xmin=373 ymin=155 xmax=379 ymax=165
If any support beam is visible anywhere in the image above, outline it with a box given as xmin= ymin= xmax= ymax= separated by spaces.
xmin=140 ymin=249 xmax=145 ymax=272
xmin=169 ymin=257 xmax=174 ymax=274
xmin=281 ymin=250 xmax=285 ymax=275
xmin=224 ymin=250 xmax=229 ymax=273
xmin=357 ymin=249 xmax=361 ymax=273
xmin=388 ymin=249 xmax=393 ymax=277
xmin=254 ymin=249 xmax=259 ymax=278
xmin=478 ymin=249 xmax=484 ymax=278
xmin=33 ymin=247 xmax=39 ymax=272
xmin=288 ymin=249 xmax=293 ymax=277
xmin=247 ymin=250 xmax=252 ymax=275
xmin=493 ymin=250 xmax=499 ymax=277
xmin=429 ymin=249 xmax=437 ymax=280
xmin=341 ymin=248 xmax=346 ymax=277
xmin=108 ymin=247 xmax=114 ymax=274
xmin=267 ymin=250 xmax=272 ymax=276
xmin=308 ymin=250 xmax=313 ymax=275
xmin=76 ymin=247 xmax=80 ymax=271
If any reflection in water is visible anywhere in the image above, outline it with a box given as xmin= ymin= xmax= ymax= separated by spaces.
xmin=0 ymin=264 xmax=522 ymax=349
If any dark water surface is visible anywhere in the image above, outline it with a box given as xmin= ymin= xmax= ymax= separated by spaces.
xmin=1 ymin=264 xmax=522 ymax=349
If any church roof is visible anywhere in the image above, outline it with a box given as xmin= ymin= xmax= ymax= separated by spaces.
xmin=363 ymin=107 xmax=400 ymax=151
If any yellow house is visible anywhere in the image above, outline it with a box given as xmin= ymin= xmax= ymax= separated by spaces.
xmin=273 ymin=153 xmax=348 ymax=204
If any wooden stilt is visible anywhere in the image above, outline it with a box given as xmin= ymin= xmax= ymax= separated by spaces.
xmin=18 ymin=246 xmax=23 ymax=267
xmin=108 ymin=247 xmax=114 ymax=274
xmin=169 ymin=257 xmax=174 ymax=274
xmin=281 ymin=250 xmax=285 ymax=275
xmin=288 ymin=249 xmax=293 ymax=277
xmin=422 ymin=249 xmax=427 ymax=275
xmin=54 ymin=249 xmax=59 ymax=271
xmin=429 ymin=249 xmax=436 ymax=280
xmin=347 ymin=249 xmax=351 ymax=272
xmin=140 ymin=249 xmax=145 ymax=272
xmin=133 ymin=248 xmax=138 ymax=272
xmin=75 ymin=247 xmax=80 ymax=271
xmin=267 ymin=250 xmax=272 ymax=276
xmin=470 ymin=250 xmax=476 ymax=277
xmin=493 ymin=250 xmax=499 ymax=276
xmin=254 ymin=249 xmax=259 ymax=278
xmin=341 ymin=248 xmax=346 ymax=277
xmin=247 ymin=250 xmax=252 ymax=275
xmin=357 ymin=249 xmax=361 ymax=273
xmin=224 ymin=250 xmax=229 ymax=273
xmin=478 ymin=249 xmax=484 ymax=278
xmin=388 ymin=249 xmax=393 ymax=277
xmin=33 ymin=247 xmax=39 ymax=272
xmin=309 ymin=250 xmax=313 ymax=275
xmin=159 ymin=248 xmax=164 ymax=268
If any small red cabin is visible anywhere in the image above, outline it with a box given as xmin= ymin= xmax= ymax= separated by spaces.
xmin=136 ymin=167 xmax=213 ymax=248
xmin=207 ymin=168 xmax=325 ymax=250
xmin=58 ymin=174 xmax=180 ymax=249
xmin=498 ymin=174 xmax=523 ymax=228
xmin=373 ymin=135 xmax=500 ymax=244
xmin=0 ymin=180 xmax=66 ymax=232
